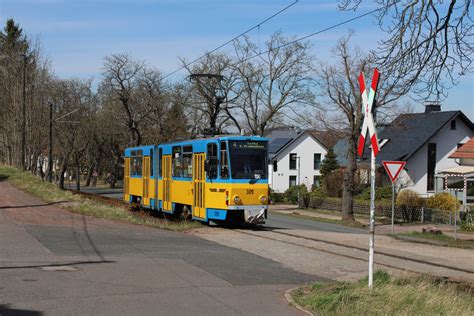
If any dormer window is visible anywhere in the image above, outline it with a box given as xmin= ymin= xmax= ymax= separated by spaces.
xmin=450 ymin=120 xmax=456 ymax=130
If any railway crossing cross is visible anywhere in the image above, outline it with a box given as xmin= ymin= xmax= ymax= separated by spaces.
xmin=358 ymin=68 xmax=380 ymax=290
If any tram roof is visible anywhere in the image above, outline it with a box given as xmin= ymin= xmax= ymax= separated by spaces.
xmin=124 ymin=135 xmax=268 ymax=156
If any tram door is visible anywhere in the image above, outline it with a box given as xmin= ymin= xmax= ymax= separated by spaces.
xmin=192 ymin=153 xmax=205 ymax=219
xmin=162 ymin=155 xmax=172 ymax=211
xmin=142 ymin=156 xmax=150 ymax=206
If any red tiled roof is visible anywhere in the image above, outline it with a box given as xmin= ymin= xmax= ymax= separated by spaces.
xmin=449 ymin=137 xmax=474 ymax=159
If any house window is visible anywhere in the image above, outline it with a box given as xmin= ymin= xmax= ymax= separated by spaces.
xmin=427 ymin=143 xmax=436 ymax=191
xmin=289 ymin=175 xmax=297 ymax=187
xmin=289 ymin=153 xmax=297 ymax=170
xmin=450 ymin=120 xmax=456 ymax=130
xmin=314 ymin=153 xmax=321 ymax=170
xmin=313 ymin=175 xmax=321 ymax=188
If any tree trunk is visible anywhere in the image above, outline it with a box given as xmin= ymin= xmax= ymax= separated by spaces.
xmin=59 ymin=161 xmax=67 ymax=190
xmin=85 ymin=164 xmax=93 ymax=187
xmin=75 ymin=161 xmax=80 ymax=191
xmin=341 ymin=137 xmax=357 ymax=221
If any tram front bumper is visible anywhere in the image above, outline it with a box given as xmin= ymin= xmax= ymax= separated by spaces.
xmin=229 ymin=205 xmax=267 ymax=224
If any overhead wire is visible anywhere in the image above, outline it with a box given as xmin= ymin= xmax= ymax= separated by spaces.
xmin=162 ymin=0 xmax=401 ymax=81
xmin=162 ymin=0 xmax=299 ymax=80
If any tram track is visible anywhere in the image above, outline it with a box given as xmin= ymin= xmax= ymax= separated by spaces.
xmin=68 ymin=189 xmax=474 ymax=282
xmin=233 ymin=227 xmax=474 ymax=280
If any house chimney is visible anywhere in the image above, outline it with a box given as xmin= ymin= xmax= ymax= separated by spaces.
xmin=424 ymin=103 xmax=441 ymax=113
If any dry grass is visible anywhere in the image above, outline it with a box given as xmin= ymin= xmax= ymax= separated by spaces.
xmin=293 ymin=270 xmax=473 ymax=315
xmin=0 ymin=165 xmax=201 ymax=231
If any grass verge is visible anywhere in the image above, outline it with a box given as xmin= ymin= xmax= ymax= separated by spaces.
xmin=393 ymin=231 xmax=474 ymax=249
xmin=293 ymin=270 xmax=473 ymax=315
xmin=0 ymin=166 xmax=202 ymax=231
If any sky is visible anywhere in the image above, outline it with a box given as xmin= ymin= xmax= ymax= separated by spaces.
xmin=1 ymin=0 xmax=472 ymax=120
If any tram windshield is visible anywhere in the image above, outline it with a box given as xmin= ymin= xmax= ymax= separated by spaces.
xmin=228 ymin=140 xmax=268 ymax=180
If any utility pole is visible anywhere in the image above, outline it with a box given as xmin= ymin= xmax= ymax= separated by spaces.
xmin=47 ymin=103 xmax=53 ymax=182
xmin=21 ymin=53 xmax=27 ymax=170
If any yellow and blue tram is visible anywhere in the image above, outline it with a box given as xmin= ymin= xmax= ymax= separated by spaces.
xmin=123 ymin=136 xmax=269 ymax=224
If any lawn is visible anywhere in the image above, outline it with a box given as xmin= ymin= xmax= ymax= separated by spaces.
xmin=394 ymin=231 xmax=474 ymax=249
xmin=293 ymin=270 xmax=473 ymax=315
xmin=0 ymin=166 xmax=202 ymax=231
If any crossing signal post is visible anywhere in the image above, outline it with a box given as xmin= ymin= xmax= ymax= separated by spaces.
xmin=357 ymin=69 xmax=380 ymax=289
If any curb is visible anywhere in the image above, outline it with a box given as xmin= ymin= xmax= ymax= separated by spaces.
xmin=284 ymin=287 xmax=315 ymax=316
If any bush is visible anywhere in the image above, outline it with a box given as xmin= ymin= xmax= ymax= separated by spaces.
xmin=358 ymin=185 xmax=393 ymax=200
xmin=396 ymin=189 xmax=423 ymax=207
xmin=284 ymin=184 xmax=309 ymax=207
xmin=309 ymin=187 xmax=327 ymax=209
xmin=323 ymin=169 xmax=344 ymax=197
xmin=426 ymin=192 xmax=460 ymax=212
xmin=396 ymin=189 xmax=423 ymax=222
xmin=269 ymin=189 xmax=285 ymax=204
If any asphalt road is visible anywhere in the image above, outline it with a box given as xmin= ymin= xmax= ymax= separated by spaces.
xmin=1 ymin=181 xmax=326 ymax=315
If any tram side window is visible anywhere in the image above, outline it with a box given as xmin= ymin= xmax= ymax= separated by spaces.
xmin=131 ymin=157 xmax=142 ymax=176
xmin=150 ymin=150 xmax=154 ymax=177
xmin=158 ymin=148 xmax=163 ymax=177
xmin=206 ymin=143 xmax=218 ymax=179
xmin=182 ymin=146 xmax=193 ymax=178
xmin=172 ymin=146 xmax=182 ymax=177
xmin=220 ymin=142 xmax=229 ymax=179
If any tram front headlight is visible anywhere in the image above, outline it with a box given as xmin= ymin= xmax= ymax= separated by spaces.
xmin=233 ymin=195 xmax=241 ymax=204
xmin=260 ymin=195 xmax=267 ymax=204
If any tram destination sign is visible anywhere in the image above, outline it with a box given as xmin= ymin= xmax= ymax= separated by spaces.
xmin=231 ymin=141 xmax=266 ymax=150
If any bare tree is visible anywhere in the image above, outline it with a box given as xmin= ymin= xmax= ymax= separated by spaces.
xmin=339 ymin=0 xmax=473 ymax=100
xmin=101 ymin=54 xmax=144 ymax=146
xmin=317 ymin=36 xmax=407 ymax=221
xmin=181 ymin=53 xmax=239 ymax=135
xmin=231 ymin=32 xmax=316 ymax=136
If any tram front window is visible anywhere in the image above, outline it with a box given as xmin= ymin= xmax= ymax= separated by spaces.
xmin=229 ymin=140 xmax=268 ymax=179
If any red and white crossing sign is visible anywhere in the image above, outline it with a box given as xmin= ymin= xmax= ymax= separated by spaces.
xmin=357 ymin=69 xmax=380 ymax=157
xmin=382 ymin=161 xmax=406 ymax=183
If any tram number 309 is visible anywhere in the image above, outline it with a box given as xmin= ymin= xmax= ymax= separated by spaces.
xmin=246 ymin=189 xmax=254 ymax=195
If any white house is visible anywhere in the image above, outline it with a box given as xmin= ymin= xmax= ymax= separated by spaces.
xmin=266 ymin=129 xmax=328 ymax=193
xmin=334 ymin=105 xmax=474 ymax=197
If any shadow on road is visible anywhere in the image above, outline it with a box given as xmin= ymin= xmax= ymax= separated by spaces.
xmin=0 ymin=201 xmax=72 ymax=210
xmin=0 ymin=260 xmax=115 ymax=270
xmin=0 ymin=175 xmax=10 ymax=182
xmin=0 ymin=304 xmax=42 ymax=316
xmin=81 ymin=214 xmax=107 ymax=261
